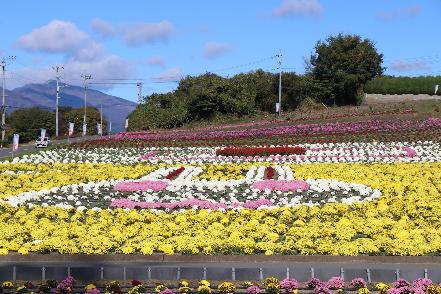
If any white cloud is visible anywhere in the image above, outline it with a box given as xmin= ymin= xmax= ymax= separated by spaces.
xmin=390 ymin=60 xmax=431 ymax=72
xmin=16 ymin=20 xmax=89 ymax=53
xmin=272 ymin=0 xmax=322 ymax=18
xmin=123 ymin=21 xmax=173 ymax=46
xmin=376 ymin=5 xmax=421 ymax=21
xmin=90 ymin=18 xmax=116 ymax=37
xmin=147 ymin=55 xmax=166 ymax=67
xmin=64 ymin=55 xmax=134 ymax=82
xmin=203 ymin=42 xmax=231 ymax=59
xmin=8 ymin=55 xmax=134 ymax=90
xmin=11 ymin=20 xmax=134 ymax=89
xmin=152 ymin=67 xmax=183 ymax=82
xmin=16 ymin=20 xmax=105 ymax=62
xmin=72 ymin=41 xmax=105 ymax=62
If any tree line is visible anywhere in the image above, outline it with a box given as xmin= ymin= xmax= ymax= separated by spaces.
xmin=364 ymin=76 xmax=441 ymax=95
xmin=2 ymin=106 xmax=106 ymax=144
xmin=129 ymin=33 xmax=384 ymax=130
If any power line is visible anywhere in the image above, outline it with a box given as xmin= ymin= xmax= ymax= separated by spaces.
xmin=81 ymin=74 xmax=92 ymax=135
xmin=53 ymin=65 xmax=65 ymax=137
xmin=136 ymin=82 xmax=143 ymax=104
xmin=91 ymin=78 xmax=149 ymax=81
xmin=1 ymin=55 xmax=16 ymax=145
xmin=4 ymin=105 xmax=55 ymax=110
xmin=277 ymin=51 xmax=282 ymax=116
xmin=89 ymin=82 xmax=140 ymax=85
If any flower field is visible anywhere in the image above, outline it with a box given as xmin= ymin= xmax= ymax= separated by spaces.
xmin=2 ymin=276 xmax=441 ymax=294
xmin=1 ymin=116 xmax=441 ymax=255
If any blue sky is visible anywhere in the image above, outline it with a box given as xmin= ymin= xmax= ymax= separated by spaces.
xmin=1 ymin=0 xmax=440 ymax=102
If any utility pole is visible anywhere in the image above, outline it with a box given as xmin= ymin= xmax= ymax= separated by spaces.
xmin=100 ymin=103 xmax=103 ymax=136
xmin=53 ymin=66 xmax=64 ymax=137
xmin=276 ymin=51 xmax=283 ymax=116
xmin=81 ymin=74 xmax=92 ymax=128
xmin=136 ymin=82 xmax=143 ymax=103
xmin=1 ymin=56 xmax=16 ymax=147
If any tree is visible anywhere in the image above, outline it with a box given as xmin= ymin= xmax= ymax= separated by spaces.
xmin=7 ymin=107 xmax=55 ymax=142
xmin=280 ymin=73 xmax=314 ymax=110
xmin=179 ymin=73 xmax=229 ymax=120
xmin=128 ymin=92 xmax=187 ymax=130
xmin=234 ymin=69 xmax=277 ymax=112
xmin=309 ymin=34 xmax=384 ymax=105
xmin=63 ymin=106 xmax=106 ymax=136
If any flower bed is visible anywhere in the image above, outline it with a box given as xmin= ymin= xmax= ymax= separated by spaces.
xmin=216 ymin=146 xmax=306 ymax=157
xmin=251 ymin=180 xmax=310 ymax=192
xmin=112 ymin=118 xmax=441 ymax=142
xmin=166 ymin=167 xmax=186 ymax=180
xmin=113 ymin=180 xmax=169 ymax=192
xmin=67 ymin=117 xmax=441 ymax=148
xmin=1 ymin=113 xmax=441 ymax=256
xmin=1 ymin=276 xmax=440 ymax=294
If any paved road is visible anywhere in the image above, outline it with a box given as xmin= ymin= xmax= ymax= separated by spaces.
xmin=0 ymin=135 xmax=98 ymax=160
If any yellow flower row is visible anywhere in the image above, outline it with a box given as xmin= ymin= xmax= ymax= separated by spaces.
xmin=0 ymin=199 xmax=440 ymax=255
xmin=196 ymin=163 xmax=255 ymax=180
xmin=0 ymin=163 xmax=156 ymax=199
xmin=0 ymin=162 xmax=440 ymax=255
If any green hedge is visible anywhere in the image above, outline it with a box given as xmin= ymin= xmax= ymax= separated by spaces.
xmin=364 ymin=76 xmax=441 ymax=95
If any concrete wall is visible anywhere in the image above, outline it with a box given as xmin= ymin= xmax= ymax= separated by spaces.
xmin=364 ymin=93 xmax=440 ymax=104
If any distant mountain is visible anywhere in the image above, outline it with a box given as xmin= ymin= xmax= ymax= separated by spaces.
xmin=1 ymin=81 xmax=137 ymax=131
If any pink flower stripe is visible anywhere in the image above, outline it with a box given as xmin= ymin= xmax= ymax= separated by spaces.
xmin=112 ymin=118 xmax=441 ymax=142
xmin=112 ymin=109 xmax=416 ymax=136
xmin=402 ymin=146 xmax=418 ymax=157
xmin=113 ymin=180 xmax=169 ymax=192
xmin=252 ymin=180 xmax=310 ymax=192
xmin=110 ymin=198 xmax=274 ymax=210
xmin=138 ymin=151 xmax=158 ymax=161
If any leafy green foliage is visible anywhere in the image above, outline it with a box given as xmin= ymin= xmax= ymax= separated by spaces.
xmin=129 ymin=34 xmax=386 ymax=130
xmin=62 ymin=106 xmax=107 ymax=135
xmin=4 ymin=106 xmax=106 ymax=143
xmin=309 ymin=33 xmax=384 ymax=105
xmin=128 ymin=93 xmax=187 ymax=130
xmin=7 ymin=107 xmax=55 ymax=142
xmin=129 ymin=71 xmax=329 ymax=130
xmin=364 ymin=76 xmax=441 ymax=95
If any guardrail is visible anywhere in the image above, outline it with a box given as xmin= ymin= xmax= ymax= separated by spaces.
xmin=1 ymin=265 xmax=439 ymax=283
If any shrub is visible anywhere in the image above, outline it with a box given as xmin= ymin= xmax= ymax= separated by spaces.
xmin=364 ymin=76 xmax=441 ymax=96
xmin=327 ymin=277 xmax=345 ymax=290
xmin=426 ymin=285 xmax=441 ymax=294
xmin=375 ymin=282 xmax=390 ymax=294
xmin=129 ymin=285 xmax=147 ymax=294
xmin=218 ymin=282 xmax=237 ymax=294
xmin=197 ymin=285 xmax=211 ymax=294
xmin=247 ymin=286 xmax=261 ymax=294
xmin=280 ymin=278 xmax=299 ymax=293
xmin=199 ymin=280 xmax=211 ymax=287
xmin=393 ymin=279 xmax=410 ymax=288
xmin=56 ymin=276 xmax=76 ymax=294
xmin=179 ymin=281 xmax=191 ymax=293
xmin=351 ymin=278 xmax=367 ymax=289
xmin=155 ymin=284 xmax=167 ymax=293
xmin=243 ymin=282 xmax=254 ymax=288
xmin=264 ymin=277 xmax=281 ymax=294
xmin=131 ymin=280 xmax=142 ymax=287
xmin=307 ymin=278 xmax=322 ymax=289
xmin=314 ymin=286 xmax=332 ymax=294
